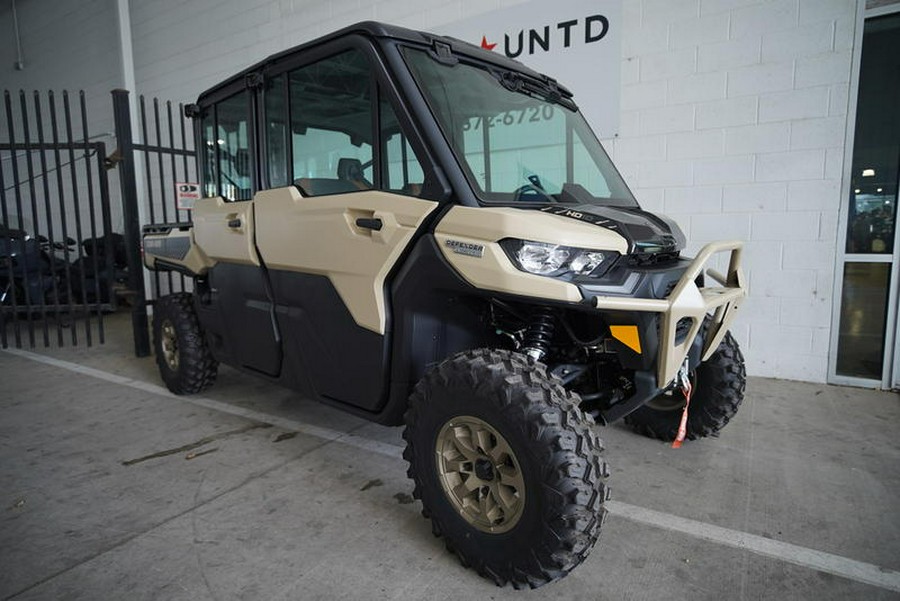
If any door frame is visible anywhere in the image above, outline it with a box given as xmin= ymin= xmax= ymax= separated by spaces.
xmin=828 ymin=0 xmax=900 ymax=389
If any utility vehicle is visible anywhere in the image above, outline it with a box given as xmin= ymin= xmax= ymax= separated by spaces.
xmin=142 ymin=21 xmax=746 ymax=588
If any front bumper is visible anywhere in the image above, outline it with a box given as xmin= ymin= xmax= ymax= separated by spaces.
xmin=591 ymin=240 xmax=746 ymax=388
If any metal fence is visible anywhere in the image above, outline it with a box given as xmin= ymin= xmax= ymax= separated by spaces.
xmin=134 ymin=94 xmax=197 ymax=299
xmin=111 ymin=89 xmax=198 ymax=356
xmin=1 ymin=90 xmax=116 ymax=349
xmin=1 ymin=88 xmax=199 ymax=357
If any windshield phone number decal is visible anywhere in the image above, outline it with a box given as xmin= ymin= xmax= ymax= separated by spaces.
xmin=462 ymin=105 xmax=555 ymax=131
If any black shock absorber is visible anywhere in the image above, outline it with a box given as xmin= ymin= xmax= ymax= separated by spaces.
xmin=523 ymin=308 xmax=555 ymax=361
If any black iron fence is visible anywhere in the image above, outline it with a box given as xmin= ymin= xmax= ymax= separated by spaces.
xmin=1 ymin=88 xmax=198 ymax=357
xmin=1 ymin=90 xmax=117 ymax=349
xmin=111 ymin=89 xmax=198 ymax=357
xmin=131 ymin=93 xmax=196 ymax=300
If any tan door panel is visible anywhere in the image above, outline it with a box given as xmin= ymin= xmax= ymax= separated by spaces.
xmin=192 ymin=197 xmax=260 ymax=266
xmin=254 ymin=187 xmax=439 ymax=334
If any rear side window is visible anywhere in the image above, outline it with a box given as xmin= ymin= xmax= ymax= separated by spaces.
xmin=200 ymin=91 xmax=252 ymax=201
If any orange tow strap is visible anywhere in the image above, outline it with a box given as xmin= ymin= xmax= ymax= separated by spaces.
xmin=672 ymin=377 xmax=692 ymax=449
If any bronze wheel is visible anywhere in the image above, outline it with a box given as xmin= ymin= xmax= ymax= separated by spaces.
xmin=152 ymin=293 xmax=218 ymax=395
xmin=160 ymin=319 xmax=179 ymax=371
xmin=435 ymin=415 xmax=525 ymax=533
xmin=403 ymin=349 xmax=608 ymax=589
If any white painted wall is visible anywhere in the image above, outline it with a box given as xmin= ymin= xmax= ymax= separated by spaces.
xmin=610 ymin=0 xmax=858 ymax=381
xmin=0 ymin=0 xmax=865 ymax=382
xmin=0 ymin=0 xmax=123 ymax=137
xmin=0 ymin=0 xmax=125 ymax=233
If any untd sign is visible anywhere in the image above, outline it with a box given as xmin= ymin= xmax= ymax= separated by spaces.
xmin=489 ymin=15 xmax=610 ymax=57
xmin=439 ymin=0 xmax=622 ymax=138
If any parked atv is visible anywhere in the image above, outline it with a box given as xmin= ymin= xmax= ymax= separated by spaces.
xmin=72 ymin=232 xmax=128 ymax=304
xmin=142 ymin=22 xmax=746 ymax=588
xmin=1 ymin=223 xmax=124 ymax=310
xmin=0 ymin=223 xmax=77 ymax=309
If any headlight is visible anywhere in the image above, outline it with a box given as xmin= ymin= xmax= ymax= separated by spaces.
xmin=501 ymin=239 xmax=616 ymax=278
xmin=516 ymin=241 xmax=570 ymax=275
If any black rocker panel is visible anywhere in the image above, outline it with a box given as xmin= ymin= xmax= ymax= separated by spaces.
xmin=206 ymin=263 xmax=282 ymax=377
xmin=267 ymin=270 xmax=388 ymax=411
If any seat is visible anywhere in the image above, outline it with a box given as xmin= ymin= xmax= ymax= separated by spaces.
xmin=337 ymin=158 xmax=372 ymax=190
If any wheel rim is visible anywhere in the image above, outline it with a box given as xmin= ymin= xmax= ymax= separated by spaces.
xmin=435 ymin=415 xmax=525 ymax=534
xmin=160 ymin=319 xmax=179 ymax=371
xmin=646 ymin=370 xmax=698 ymax=411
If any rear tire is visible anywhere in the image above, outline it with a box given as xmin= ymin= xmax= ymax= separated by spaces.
xmin=625 ymin=331 xmax=745 ymax=441
xmin=403 ymin=349 xmax=609 ymax=588
xmin=152 ymin=293 xmax=218 ymax=395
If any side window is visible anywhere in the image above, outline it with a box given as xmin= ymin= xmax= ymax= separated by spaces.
xmin=200 ymin=90 xmax=252 ymax=201
xmin=381 ymin=96 xmax=427 ymax=197
xmin=289 ymin=50 xmax=373 ymax=196
xmin=259 ymin=47 xmax=435 ymax=199
xmin=201 ymin=111 xmax=218 ymax=198
xmin=265 ymin=74 xmax=289 ymax=188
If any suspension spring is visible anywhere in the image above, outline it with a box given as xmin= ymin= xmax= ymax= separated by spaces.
xmin=523 ymin=308 xmax=556 ymax=361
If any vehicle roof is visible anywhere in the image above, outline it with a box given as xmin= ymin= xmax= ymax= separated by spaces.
xmin=195 ymin=20 xmax=570 ymax=105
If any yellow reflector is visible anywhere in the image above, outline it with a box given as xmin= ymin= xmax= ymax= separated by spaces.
xmin=610 ymin=325 xmax=642 ymax=354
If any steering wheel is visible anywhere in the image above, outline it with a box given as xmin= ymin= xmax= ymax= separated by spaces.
xmin=513 ymin=184 xmax=550 ymax=202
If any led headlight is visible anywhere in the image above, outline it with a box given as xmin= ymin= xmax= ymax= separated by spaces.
xmin=516 ymin=241 xmax=570 ymax=275
xmin=501 ymin=239 xmax=616 ymax=278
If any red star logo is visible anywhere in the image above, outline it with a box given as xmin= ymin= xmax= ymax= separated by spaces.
xmin=480 ymin=35 xmax=497 ymax=51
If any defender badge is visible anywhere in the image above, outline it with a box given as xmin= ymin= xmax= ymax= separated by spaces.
xmin=445 ymin=239 xmax=484 ymax=258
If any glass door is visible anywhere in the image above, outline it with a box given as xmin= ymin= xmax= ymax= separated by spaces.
xmin=895 ymin=313 xmax=900 ymax=388
xmin=831 ymin=8 xmax=900 ymax=388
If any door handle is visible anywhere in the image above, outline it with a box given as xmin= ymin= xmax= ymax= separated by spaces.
xmin=355 ymin=217 xmax=382 ymax=231
xmin=227 ymin=218 xmax=242 ymax=228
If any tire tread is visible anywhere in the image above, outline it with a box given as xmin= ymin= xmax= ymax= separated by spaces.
xmin=625 ymin=331 xmax=746 ymax=441
xmin=402 ymin=348 xmax=608 ymax=588
xmin=153 ymin=292 xmax=218 ymax=395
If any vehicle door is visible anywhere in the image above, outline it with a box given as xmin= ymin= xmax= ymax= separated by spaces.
xmin=194 ymin=90 xmax=282 ymax=377
xmin=253 ymin=42 xmax=441 ymax=411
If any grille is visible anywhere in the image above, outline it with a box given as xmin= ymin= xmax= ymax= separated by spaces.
xmin=626 ymin=250 xmax=680 ymax=267
xmin=657 ymin=316 xmax=695 ymax=347
xmin=675 ymin=317 xmax=693 ymax=345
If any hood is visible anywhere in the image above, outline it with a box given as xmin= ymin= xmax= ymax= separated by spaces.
xmin=538 ymin=204 xmax=686 ymax=255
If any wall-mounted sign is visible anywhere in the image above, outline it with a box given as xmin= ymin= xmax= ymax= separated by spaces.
xmin=175 ymin=182 xmax=201 ymax=210
xmin=437 ymin=0 xmax=622 ymax=138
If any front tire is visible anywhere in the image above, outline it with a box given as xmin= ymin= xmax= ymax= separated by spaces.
xmin=625 ymin=331 xmax=746 ymax=441
xmin=152 ymin=293 xmax=218 ymax=395
xmin=403 ymin=349 xmax=609 ymax=588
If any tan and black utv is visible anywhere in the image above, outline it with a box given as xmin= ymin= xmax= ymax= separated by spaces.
xmin=143 ymin=21 xmax=746 ymax=588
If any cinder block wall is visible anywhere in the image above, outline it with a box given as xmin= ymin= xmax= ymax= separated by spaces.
xmin=611 ymin=0 xmax=858 ymax=380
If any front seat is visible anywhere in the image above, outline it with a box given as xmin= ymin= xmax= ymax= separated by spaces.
xmin=337 ymin=158 xmax=372 ymax=190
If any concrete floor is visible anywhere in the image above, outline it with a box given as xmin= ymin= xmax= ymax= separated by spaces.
xmin=1 ymin=312 xmax=900 ymax=600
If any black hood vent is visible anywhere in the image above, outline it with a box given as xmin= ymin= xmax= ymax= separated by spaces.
xmin=538 ymin=204 xmax=686 ymax=255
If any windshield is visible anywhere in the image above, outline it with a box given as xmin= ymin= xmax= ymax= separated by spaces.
xmin=403 ymin=47 xmax=637 ymax=207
